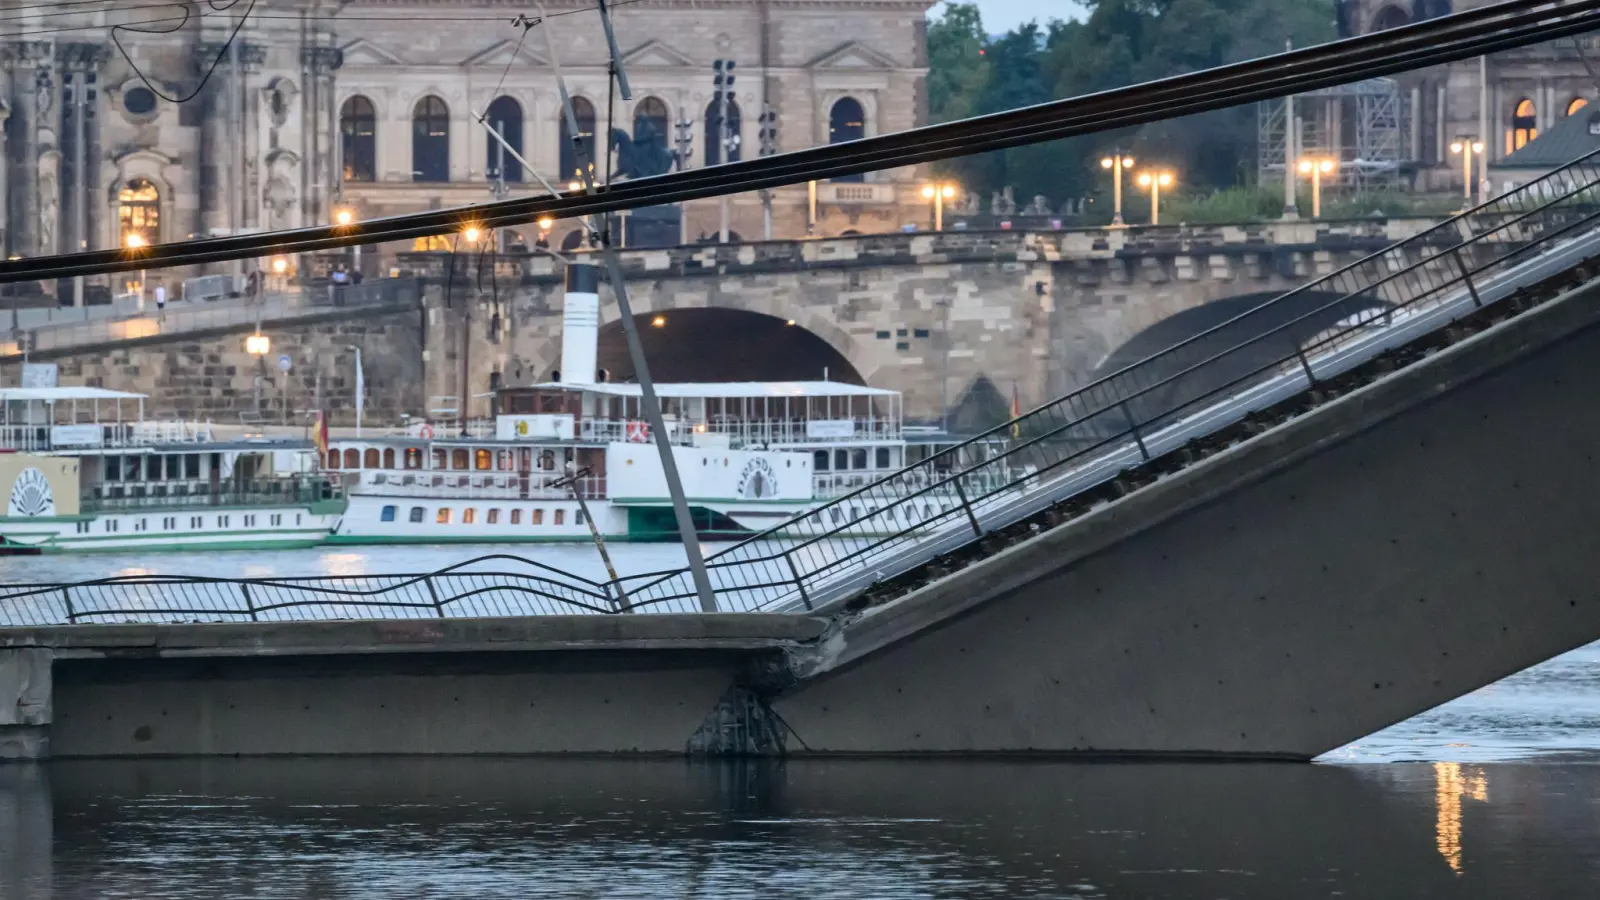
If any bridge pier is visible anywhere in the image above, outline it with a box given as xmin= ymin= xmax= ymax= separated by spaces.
xmin=0 ymin=650 xmax=50 ymax=761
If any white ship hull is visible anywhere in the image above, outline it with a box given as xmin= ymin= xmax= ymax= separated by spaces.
xmin=0 ymin=506 xmax=340 ymax=553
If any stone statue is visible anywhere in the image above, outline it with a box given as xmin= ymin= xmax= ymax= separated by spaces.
xmin=991 ymin=187 xmax=1017 ymax=216
xmin=953 ymin=191 xmax=980 ymax=216
xmin=1023 ymin=194 xmax=1051 ymax=216
xmin=37 ymin=167 xmax=58 ymax=255
xmin=609 ymin=122 xmax=675 ymax=180
xmin=33 ymin=68 xmax=52 ymax=120
xmin=263 ymin=176 xmax=296 ymax=232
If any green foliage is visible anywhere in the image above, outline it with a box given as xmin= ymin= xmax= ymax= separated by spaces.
xmin=926 ymin=0 xmax=1341 ymax=208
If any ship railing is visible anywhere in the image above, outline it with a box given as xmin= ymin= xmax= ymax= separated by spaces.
xmin=80 ymin=474 xmax=344 ymax=513
xmin=0 ymin=419 xmax=215 ymax=452
xmin=576 ymin=419 xmax=694 ymax=445
xmin=812 ymin=466 xmax=1016 ymax=499
xmin=357 ymin=472 xmax=605 ymax=500
xmin=702 ymin=417 xmax=902 ymax=447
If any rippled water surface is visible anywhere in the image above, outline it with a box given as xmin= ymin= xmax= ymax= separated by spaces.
xmin=3 ymin=549 xmax=1600 ymax=897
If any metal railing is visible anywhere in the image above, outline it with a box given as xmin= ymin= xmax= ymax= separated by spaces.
xmin=357 ymin=471 xmax=606 ymax=500
xmin=0 ymin=420 xmax=215 ymax=452
xmin=7 ymin=153 xmax=1600 ymax=624
xmin=2 ymin=278 xmax=419 ymax=357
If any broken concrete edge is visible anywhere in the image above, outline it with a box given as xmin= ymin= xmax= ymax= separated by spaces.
xmin=791 ymin=271 xmax=1600 ymax=684
xmin=0 ymin=614 xmax=828 ymax=659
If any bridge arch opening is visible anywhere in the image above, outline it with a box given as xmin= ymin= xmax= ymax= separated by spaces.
xmin=594 ymin=308 xmax=866 ymax=385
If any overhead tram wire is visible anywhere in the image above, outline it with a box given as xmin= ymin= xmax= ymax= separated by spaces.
xmin=3 ymin=0 xmax=1596 ymax=280
xmin=30 ymin=0 xmax=1596 ymax=263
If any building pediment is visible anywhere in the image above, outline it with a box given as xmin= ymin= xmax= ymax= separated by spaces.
xmin=623 ymin=39 xmax=694 ymax=69
xmin=806 ymin=41 xmax=898 ymax=70
xmin=340 ymin=39 xmax=406 ymax=67
xmin=461 ymin=39 xmax=548 ymax=70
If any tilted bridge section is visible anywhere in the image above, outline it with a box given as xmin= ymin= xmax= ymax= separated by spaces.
xmin=6 ymin=151 xmax=1600 ymax=626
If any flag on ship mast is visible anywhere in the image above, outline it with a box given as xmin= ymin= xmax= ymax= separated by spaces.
xmin=313 ymin=410 xmax=329 ymax=462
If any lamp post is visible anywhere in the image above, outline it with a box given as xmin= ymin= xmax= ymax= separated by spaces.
xmin=1450 ymin=137 xmax=1485 ymax=210
xmin=245 ymin=331 xmax=270 ymax=416
xmin=345 ymin=344 xmax=364 ymax=438
xmin=334 ymin=206 xmax=359 ymax=277
xmin=1099 ymin=154 xmax=1135 ymax=227
xmin=123 ymin=233 xmax=147 ymax=310
xmin=919 ymin=182 xmax=956 ymax=231
xmin=1135 ymin=170 xmax=1175 ymax=226
xmin=1296 ymin=157 xmax=1336 ymax=219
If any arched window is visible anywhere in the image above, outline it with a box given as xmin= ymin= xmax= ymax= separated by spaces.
xmin=1370 ymin=4 xmax=1412 ymax=32
xmin=1511 ymin=98 xmax=1538 ymax=151
xmin=1568 ymin=97 xmax=1589 ymax=117
xmin=340 ymin=96 xmax=377 ymax=182
xmin=117 ymin=177 xmax=160 ymax=245
xmin=484 ymin=96 xmax=523 ymax=183
xmin=559 ymin=96 xmax=596 ymax=184
xmin=633 ymin=96 xmax=669 ymax=155
xmin=704 ymin=98 xmax=741 ymax=166
xmin=412 ymin=96 xmax=450 ymax=182
xmin=828 ymin=98 xmax=865 ymax=182
xmin=363 ymin=448 xmax=380 ymax=468
xmin=343 ymin=448 xmax=360 ymax=469
xmin=326 ymin=450 xmax=341 ymax=469
xmin=382 ymin=448 xmax=396 ymax=468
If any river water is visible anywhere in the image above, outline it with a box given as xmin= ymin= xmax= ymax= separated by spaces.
xmin=3 ymin=546 xmax=1600 ymax=896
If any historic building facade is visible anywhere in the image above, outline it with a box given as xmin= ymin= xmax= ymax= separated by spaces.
xmin=0 ymin=0 xmax=933 ymax=274
xmin=1342 ymin=0 xmax=1599 ymax=192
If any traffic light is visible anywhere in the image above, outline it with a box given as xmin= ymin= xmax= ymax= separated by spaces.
xmin=712 ymin=59 xmax=736 ymax=96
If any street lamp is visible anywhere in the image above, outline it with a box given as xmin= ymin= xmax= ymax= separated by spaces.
xmin=463 ymin=225 xmax=482 ymax=244
xmin=123 ymin=233 xmax=147 ymax=309
xmin=246 ymin=331 xmax=270 ymax=416
xmin=920 ymin=182 xmax=957 ymax=231
xmin=1135 ymin=170 xmax=1175 ymax=226
xmin=1296 ymin=157 xmax=1336 ymax=219
xmin=345 ymin=344 xmax=365 ymax=438
xmin=1450 ymin=137 xmax=1485 ymax=209
xmin=333 ymin=207 xmax=360 ymax=276
xmin=651 ymin=315 xmax=666 ymax=328
xmin=1099 ymin=154 xmax=1135 ymax=227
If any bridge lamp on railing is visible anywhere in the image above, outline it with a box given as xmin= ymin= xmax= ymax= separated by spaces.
xmin=333 ymin=206 xmax=361 ymax=274
xmin=1099 ymin=154 xmax=1135 ymax=227
xmin=1450 ymin=138 xmax=1485 ymax=209
xmin=1297 ymin=157 xmax=1336 ymax=219
xmin=920 ymin=182 xmax=957 ymax=231
xmin=123 ymin=233 xmax=148 ymax=307
xmin=1135 ymin=170 xmax=1174 ymax=226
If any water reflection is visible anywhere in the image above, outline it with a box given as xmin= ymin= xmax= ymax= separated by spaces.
xmin=4 ymin=758 xmax=1600 ymax=898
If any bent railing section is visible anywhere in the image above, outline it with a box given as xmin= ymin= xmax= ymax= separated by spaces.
xmin=5 ymin=154 xmax=1600 ymax=624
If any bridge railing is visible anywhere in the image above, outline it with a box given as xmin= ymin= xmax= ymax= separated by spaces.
xmin=5 ymin=155 xmax=1600 ymax=625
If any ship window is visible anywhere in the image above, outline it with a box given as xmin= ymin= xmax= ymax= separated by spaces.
xmin=575 ymin=509 xmax=586 ymax=526
xmin=409 ymin=506 xmax=425 ymax=522
xmin=105 ymin=456 xmax=121 ymax=479
xmin=834 ymin=449 xmax=848 ymax=470
xmin=852 ymin=449 xmax=868 ymax=469
xmin=463 ymin=508 xmax=476 ymax=524
xmin=364 ymin=448 xmax=381 ymax=468
xmin=830 ymin=507 xmax=842 ymax=524
xmin=381 ymin=505 xmax=397 ymax=522
xmin=487 ymin=508 xmax=500 ymax=524
xmin=219 ymin=515 xmax=229 ymax=527
xmin=876 ymin=448 xmax=891 ymax=469
xmin=510 ymin=509 xmax=522 ymax=525
xmin=496 ymin=450 xmax=511 ymax=470
xmin=344 ymin=449 xmax=360 ymax=468
xmin=475 ymin=449 xmax=492 ymax=470
xmin=327 ymin=450 xmax=341 ymax=469
xmin=814 ymin=450 xmax=829 ymax=471
xmin=146 ymin=456 xmax=162 ymax=480
xmin=436 ymin=508 xmax=452 ymax=524
xmin=166 ymin=455 xmax=182 ymax=479
xmin=532 ymin=509 xmax=545 ymax=525
xmin=452 ymin=449 xmax=469 ymax=470
xmin=433 ymin=448 xmax=448 ymax=469
xmin=185 ymin=454 xmax=200 ymax=478
xmin=382 ymin=448 xmax=396 ymax=469
xmin=540 ymin=450 xmax=555 ymax=470
xmin=554 ymin=509 xmax=566 ymax=525
xmin=272 ymin=514 xmax=281 ymax=526
xmin=191 ymin=516 xmax=202 ymax=528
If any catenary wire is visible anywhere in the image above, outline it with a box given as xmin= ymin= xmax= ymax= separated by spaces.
xmin=1 ymin=0 xmax=1594 ymax=280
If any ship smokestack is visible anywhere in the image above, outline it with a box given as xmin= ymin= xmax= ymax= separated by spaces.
xmin=560 ymin=260 xmax=600 ymax=385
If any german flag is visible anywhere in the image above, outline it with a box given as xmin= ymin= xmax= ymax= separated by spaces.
xmin=1011 ymin=384 xmax=1021 ymax=439
xmin=313 ymin=410 xmax=329 ymax=463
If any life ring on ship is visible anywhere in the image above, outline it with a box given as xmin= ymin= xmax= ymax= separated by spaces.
xmin=419 ymin=423 xmax=435 ymax=439
xmin=626 ymin=420 xmax=649 ymax=443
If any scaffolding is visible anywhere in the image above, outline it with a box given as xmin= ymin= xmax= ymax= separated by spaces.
xmin=1258 ymin=77 xmax=1410 ymax=192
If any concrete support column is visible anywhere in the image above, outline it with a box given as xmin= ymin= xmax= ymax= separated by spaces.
xmin=6 ymin=44 xmax=51 ymax=258
xmin=0 ymin=763 xmax=51 ymax=899
xmin=0 ymin=649 xmax=52 ymax=761
xmin=240 ymin=43 xmax=267 ymax=236
xmin=196 ymin=44 xmax=232 ymax=237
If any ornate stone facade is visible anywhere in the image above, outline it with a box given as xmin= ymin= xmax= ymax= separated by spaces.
xmin=1343 ymin=0 xmax=1600 ymax=192
xmin=0 ymin=0 xmax=934 ymax=269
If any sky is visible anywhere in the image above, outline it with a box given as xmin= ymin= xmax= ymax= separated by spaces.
xmin=935 ymin=0 xmax=1087 ymax=33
